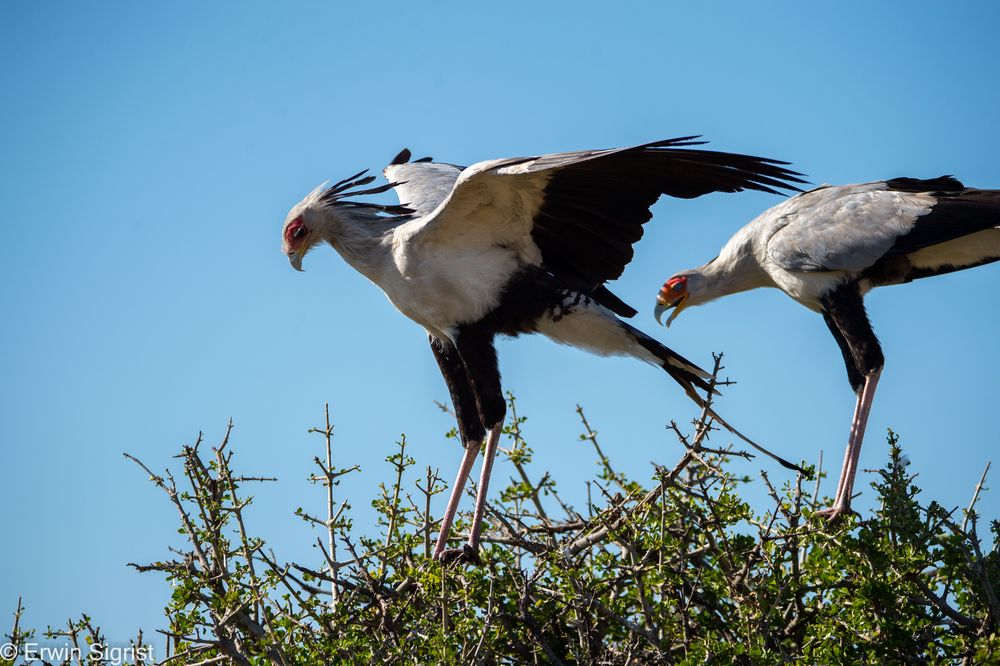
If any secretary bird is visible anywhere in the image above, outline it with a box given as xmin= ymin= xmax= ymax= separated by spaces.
xmin=655 ymin=176 xmax=1000 ymax=520
xmin=282 ymin=137 xmax=805 ymax=564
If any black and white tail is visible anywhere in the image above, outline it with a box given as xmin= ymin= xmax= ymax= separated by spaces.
xmin=624 ymin=323 xmax=806 ymax=474
xmin=883 ymin=179 xmax=1000 ymax=277
xmin=626 ymin=323 xmax=714 ymax=399
xmin=535 ymin=291 xmax=804 ymax=473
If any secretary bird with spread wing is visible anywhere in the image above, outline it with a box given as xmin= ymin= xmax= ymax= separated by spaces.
xmin=282 ymin=137 xmax=805 ymax=564
xmin=656 ymin=176 xmax=1000 ymax=521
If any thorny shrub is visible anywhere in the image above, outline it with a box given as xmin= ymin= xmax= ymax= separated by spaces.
xmin=4 ymin=375 xmax=999 ymax=664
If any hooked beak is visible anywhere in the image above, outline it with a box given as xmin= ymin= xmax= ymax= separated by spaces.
xmin=288 ymin=251 xmax=304 ymax=272
xmin=654 ymin=294 xmax=688 ymax=327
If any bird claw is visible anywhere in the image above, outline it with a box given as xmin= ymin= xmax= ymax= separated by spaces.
xmin=812 ymin=504 xmax=858 ymax=524
xmin=436 ymin=544 xmax=482 ymax=567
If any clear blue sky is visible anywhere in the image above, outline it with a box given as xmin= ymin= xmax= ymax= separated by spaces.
xmin=2 ymin=0 xmax=999 ymax=650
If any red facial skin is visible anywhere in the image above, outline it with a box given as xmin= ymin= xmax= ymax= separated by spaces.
xmin=284 ymin=216 xmax=306 ymax=252
xmin=657 ymin=276 xmax=688 ymax=306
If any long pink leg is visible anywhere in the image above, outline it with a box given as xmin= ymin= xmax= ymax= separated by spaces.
xmin=831 ymin=392 xmax=866 ymax=503
xmin=433 ymin=441 xmax=481 ymax=558
xmin=837 ymin=369 xmax=881 ymax=505
xmin=466 ymin=424 xmax=503 ymax=553
xmin=818 ymin=369 xmax=882 ymax=520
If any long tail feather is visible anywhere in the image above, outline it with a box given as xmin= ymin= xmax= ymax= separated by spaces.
xmin=574 ymin=311 xmax=805 ymax=474
xmin=703 ymin=405 xmax=806 ymax=474
xmin=664 ymin=349 xmax=807 ymax=475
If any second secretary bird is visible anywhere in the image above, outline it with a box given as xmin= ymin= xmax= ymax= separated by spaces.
xmin=282 ymin=137 xmax=804 ymax=564
xmin=655 ymin=176 xmax=1000 ymax=520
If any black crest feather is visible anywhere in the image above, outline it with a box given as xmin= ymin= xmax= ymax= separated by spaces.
xmin=319 ymin=166 xmax=414 ymax=217
xmin=390 ymin=148 xmax=411 ymax=165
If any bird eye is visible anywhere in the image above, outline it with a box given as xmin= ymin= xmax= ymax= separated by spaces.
xmin=285 ymin=217 xmax=306 ymax=245
xmin=672 ymin=280 xmax=685 ymax=293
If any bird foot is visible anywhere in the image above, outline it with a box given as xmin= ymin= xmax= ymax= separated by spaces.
xmin=812 ymin=504 xmax=857 ymax=524
xmin=436 ymin=544 xmax=482 ymax=567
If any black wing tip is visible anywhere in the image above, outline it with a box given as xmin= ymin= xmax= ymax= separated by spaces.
xmin=413 ymin=156 xmax=434 ymax=163
xmin=644 ymin=137 xmax=800 ymax=166
xmin=646 ymin=136 xmax=707 ymax=148
xmin=885 ymin=175 xmax=966 ymax=193
xmin=747 ymin=173 xmax=810 ymax=194
xmin=637 ymin=137 xmax=809 ymax=193
xmin=390 ymin=148 xmax=412 ymax=166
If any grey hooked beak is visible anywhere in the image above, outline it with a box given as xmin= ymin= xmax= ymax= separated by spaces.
xmin=654 ymin=295 xmax=688 ymax=328
xmin=654 ymin=301 xmax=669 ymax=326
xmin=288 ymin=251 xmax=303 ymax=272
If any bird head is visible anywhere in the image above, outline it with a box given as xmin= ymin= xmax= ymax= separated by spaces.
xmin=654 ymin=273 xmax=694 ymax=327
xmin=281 ymin=197 xmax=322 ymax=272
xmin=282 ymin=167 xmax=411 ymax=271
xmin=281 ymin=206 xmax=316 ymax=271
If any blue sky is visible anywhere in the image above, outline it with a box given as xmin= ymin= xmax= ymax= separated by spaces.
xmin=2 ymin=0 xmax=999 ymax=649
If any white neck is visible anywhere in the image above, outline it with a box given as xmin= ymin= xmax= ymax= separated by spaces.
xmin=688 ymin=226 xmax=771 ymax=307
xmin=318 ymin=206 xmax=405 ymax=284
